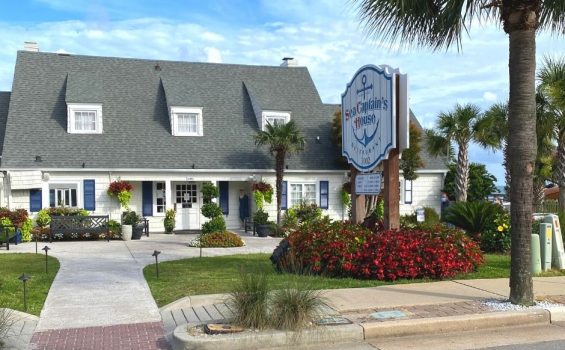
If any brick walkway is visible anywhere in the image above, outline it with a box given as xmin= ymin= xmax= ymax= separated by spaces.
xmin=30 ymin=322 xmax=170 ymax=350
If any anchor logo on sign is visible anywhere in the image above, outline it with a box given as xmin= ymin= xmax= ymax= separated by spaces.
xmin=356 ymin=75 xmax=373 ymax=99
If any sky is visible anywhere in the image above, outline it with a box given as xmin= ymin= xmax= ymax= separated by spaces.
xmin=0 ymin=0 xmax=564 ymax=185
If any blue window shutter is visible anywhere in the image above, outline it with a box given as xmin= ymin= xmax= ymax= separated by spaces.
xmin=30 ymin=189 xmax=42 ymax=212
xmin=281 ymin=181 xmax=288 ymax=210
xmin=142 ymin=181 xmax=153 ymax=217
xmin=83 ymin=180 xmax=95 ymax=211
xmin=219 ymin=181 xmax=229 ymax=215
xmin=320 ymin=181 xmax=329 ymax=209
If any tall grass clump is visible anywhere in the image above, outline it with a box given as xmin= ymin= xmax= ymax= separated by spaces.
xmin=0 ymin=308 xmax=15 ymax=348
xmin=226 ymin=272 xmax=271 ymax=329
xmin=270 ymin=282 xmax=325 ymax=331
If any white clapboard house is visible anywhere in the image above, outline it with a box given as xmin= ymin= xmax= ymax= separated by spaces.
xmin=0 ymin=46 xmax=447 ymax=231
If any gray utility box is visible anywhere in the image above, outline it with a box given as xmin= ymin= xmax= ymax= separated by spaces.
xmin=539 ymin=223 xmax=553 ymax=271
xmin=544 ymin=214 xmax=565 ymax=269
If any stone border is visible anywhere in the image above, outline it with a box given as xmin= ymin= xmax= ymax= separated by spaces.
xmin=171 ymin=323 xmax=364 ymax=350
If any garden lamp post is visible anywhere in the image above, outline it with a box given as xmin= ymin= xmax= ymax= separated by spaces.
xmin=42 ymin=246 xmax=51 ymax=273
xmin=152 ymin=250 xmax=161 ymax=278
xmin=18 ymin=273 xmax=30 ymax=312
xmin=35 ymin=233 xmax=38 ymax=254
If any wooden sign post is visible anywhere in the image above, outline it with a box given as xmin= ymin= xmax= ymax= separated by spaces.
xmin=342 ymin=65 xmax=408 ymax=227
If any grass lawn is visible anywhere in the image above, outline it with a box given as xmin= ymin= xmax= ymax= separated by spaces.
xmin=145 ymin=253 xmax=558 ymax=307
xmin=0 ymin=253 xmax=60 ymax=315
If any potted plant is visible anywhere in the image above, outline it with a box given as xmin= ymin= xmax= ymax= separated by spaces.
xmin=164 ymin=209 xmax=175 ymax=234
xmin=253 ymin=209 xmax=272 ymax=237
xmin=122 ymin=211 xmax=140 ymax=241
xmin=107 ymin=179 xmax=133 ymax=210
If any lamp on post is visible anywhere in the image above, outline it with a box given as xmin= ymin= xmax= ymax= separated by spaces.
xmin=152 ymin=250 xmax=161 ymax=278
xmin=18 ymin=273 xmax=30 ymax=312
xmin=42 ymin=246 xmax=51 ymax=273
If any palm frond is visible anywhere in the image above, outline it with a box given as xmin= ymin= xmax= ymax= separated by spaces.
xmin=353 ymin=0 xmax=488 ymax=51
xmin=538 ymin=0 xmax=565 ymax=34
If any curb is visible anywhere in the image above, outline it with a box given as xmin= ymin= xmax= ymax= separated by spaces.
xmin=171 ymin=323 xmax=364 ymax=350
xmin=362 ymin=309 xmax=550 ymax=339
xmin=546 ymin=306 xmax=565 ymax=322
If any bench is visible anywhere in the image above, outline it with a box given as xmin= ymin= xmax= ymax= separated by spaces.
xmin=49 ymin=215 xmax=109 ymax=242
xmin=243 ymin=217 xmax=255 ymax=235
xmin=0 ymin=225 xmax=21 ymax=250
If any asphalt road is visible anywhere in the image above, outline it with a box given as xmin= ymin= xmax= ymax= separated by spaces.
xmin=484 ymin=340 xmax=565 ymax=350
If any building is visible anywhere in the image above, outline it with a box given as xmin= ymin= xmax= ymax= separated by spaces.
xmin=0 ymin=46 xmax=447 ymax=231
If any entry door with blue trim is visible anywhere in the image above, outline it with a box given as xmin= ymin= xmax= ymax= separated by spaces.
xmin=174 ymin=182 xmax=200 ymax=230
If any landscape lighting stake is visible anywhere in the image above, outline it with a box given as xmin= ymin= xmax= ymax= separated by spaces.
xmin=35 ymin=233 xmax=38 ymax=254
xmin=200 ymin=244 xmax=202 ymax=258
xmin=42 ymin=246 xmax=51 ymax=273
xmin=152 ymin=250 xmax=161 ymax=278
xmin=18 ymin=273 xmax=30 ymax=312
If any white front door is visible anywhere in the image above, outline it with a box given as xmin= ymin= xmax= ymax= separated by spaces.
xmin=174 ymin=182 xmax=200 ymax=230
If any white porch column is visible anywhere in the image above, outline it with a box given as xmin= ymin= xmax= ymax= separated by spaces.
xmin=165 ymin=180 xmax=172 ymax=211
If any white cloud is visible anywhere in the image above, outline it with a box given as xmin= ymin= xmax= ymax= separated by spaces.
xmin=483 ymin=91 xmax=498 ymax=102
xmin=201 ymin=31 xmax=224 ymax=43
xmin=204 ymin=47 xmax=222 ymax=63
xmin=0 ymin=2 xmax=563 ymax=185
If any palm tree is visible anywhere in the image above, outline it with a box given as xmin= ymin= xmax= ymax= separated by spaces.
xmin=425 ymin=103 xmax=499 ymax=202
xmin=352 ymin=0 xmax=564 ymax=305
xmin=538 ymin=57 xmax=565 ymax=212
xmin=255 ymin=120 xmax=306 ymax=226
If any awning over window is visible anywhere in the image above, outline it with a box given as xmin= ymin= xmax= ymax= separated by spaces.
xmin=9 ymin=171 xmax=43 ymax=190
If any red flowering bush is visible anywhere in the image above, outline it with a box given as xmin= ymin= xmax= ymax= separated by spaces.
xmin=278 ymin=221 xmax=483 ymax=281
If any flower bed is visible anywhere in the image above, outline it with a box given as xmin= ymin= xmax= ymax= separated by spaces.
xmin=277 ymin=221 xmax=483 ymax=281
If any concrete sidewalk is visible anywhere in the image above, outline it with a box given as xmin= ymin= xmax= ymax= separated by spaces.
xmin=162 ymin=277 xmax=565 ymax=349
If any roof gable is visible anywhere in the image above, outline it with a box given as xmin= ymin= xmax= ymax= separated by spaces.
xmin=0 ymin=91 xmax=10 ymax=155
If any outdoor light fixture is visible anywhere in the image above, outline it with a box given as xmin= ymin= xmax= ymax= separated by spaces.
xmin=18 ymin=273 xmax=30 ymax=311
xmin=192 ymin=163 xmax=195 ymax=169
xmin=82 ymin=162 xmax=86 ymax=168
xmin=34 ymin=233 xmax=38 ymax=254
xmin=35 ymin=155 xmax=42 ymax=162
xmin=152 ymin=250 xmax=161 ymax=278
xmin=316 ymin=136 xmax=321 ymax=144
xmin=42 ymin=246 xmax=51 ymax=273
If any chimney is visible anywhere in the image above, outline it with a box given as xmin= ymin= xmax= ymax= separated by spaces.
xmin=280 ymin=57 xmax=298 ymax=67
xmin=23 ymin=42 xmax=39 ymax=52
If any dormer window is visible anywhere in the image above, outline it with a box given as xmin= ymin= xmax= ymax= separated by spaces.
xmin=262 ymin=111 xmax=290 ymax=131
xmin=67 ymin=104 xmax=103 ymax=134
xmin=170 ymin=107 xmax=203 ymax=136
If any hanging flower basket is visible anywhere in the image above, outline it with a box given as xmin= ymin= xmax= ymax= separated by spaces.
xmin=251 ymin=182 xmax=273 ymax=209
xmin=107 ymin=180 xmax=133 ymax=209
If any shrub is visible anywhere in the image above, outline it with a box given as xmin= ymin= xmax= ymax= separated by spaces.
xmin=253 ymin=209 xmax=269 ymax=225
xmin=481 ymin=210 xmax=511 ymax=253
xmin=164 ymin=209 xmax=175 ymax=234
xmin=226 ymin=272 xmax=271 ymax=329
xmin=36 ymin=209 xmax=51 ymax=228
xmin=202 ymin=216 xmax=226 ymax=234
xmin=293 ymin=202 xmax=322 ymax=224
xmin=47 ymin=207 xmax=89 ymax=216
xmin=198 ymin=231 xmax=244 ymax=248
xmin=270 ymin=283 xmax=325 ymax=331
xmin=423 ymin=207 xmax=440 ymax=225
xmin=201 ymin=203 xmax=222 ymax=218
xmin=278 ymin=221 xmax=483 ymax=281
xmin=122 ymin=211 xmax=140 ymax=226
xmin=443 ymin=201 xmax=504 ymax=240
xmin=201 ymin=182 xmax=219 ymax=203
xmin=108 ymin=220 xmax=121 ymax=239
xmin=20 ymin=218 xmax=33 ymax=242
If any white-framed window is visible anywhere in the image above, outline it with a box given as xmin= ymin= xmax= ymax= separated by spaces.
xmin=49 ymin=184 xmax=78 ymax=208
xmin=154 ymin=182 xmax=166 ymax=215
xmin=67 ymin=103 xmax=103 ymax=134
xmin=170 ymin=107 xmax=203 ymax=136
xmin=261 ymin=111 xmax=290 ymax=131
xmin=404 ymin=179 xmax=413 ymax=204
xmin=176 ymin=183 xmax=198 ymax=208
xmin=289 ymin=183 xmax=317 ymax=207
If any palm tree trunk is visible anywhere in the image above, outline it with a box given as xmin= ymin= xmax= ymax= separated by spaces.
xmin=503 ymin=141 xmax=511 ymax=202
xmin=275 ymin=151 xmax=285 ymax=226
xmin=507 ymin=27 xmax=536 ymax=306
xmin=455 ymin=142 xmax=469 ymax=202
xmin=557 ymin=133 xmax=565 ymax=213
xmin=532 ymin=178 xmax=545 ymax=211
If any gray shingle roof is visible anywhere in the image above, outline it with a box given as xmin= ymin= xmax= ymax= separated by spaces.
xmin=0 ymin=91 xmax=10 ymax=155
xmin=1 ymin=51 xmax=446 ymax=172
xmin=2 ymin=51 xmax=345 ymax=170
